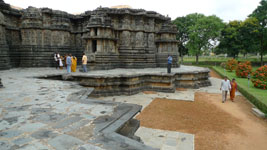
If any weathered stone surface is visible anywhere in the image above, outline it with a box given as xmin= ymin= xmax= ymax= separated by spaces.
xmin=12 ymin=137 xmax=33 ymax=146
xmin=0 ymin=140 xmax=13 ymax=150
xmin=48 ymin=134 xmax=84 ymax=150
xmin=0 ymin=78 xmax=3 ymax=88
xmin=0 ymin=0 xmax=179 ymax=70
xmin=31 ymin=130 xmax=59 ymax=139
xmin=0 ymin=130 xmax=22 ymax=138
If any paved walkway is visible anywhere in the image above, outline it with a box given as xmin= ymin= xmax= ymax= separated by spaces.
xmin=0 ymin=68 xmax=112 ymax=150
xmin=136 ymin=127 xmax=194 ymax=150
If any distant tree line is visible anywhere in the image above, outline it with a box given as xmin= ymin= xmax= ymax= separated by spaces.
xmin=173 ymin=0 xmax=267 ymax=66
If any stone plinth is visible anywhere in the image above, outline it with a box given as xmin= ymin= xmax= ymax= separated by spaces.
xmin=39 ymin=66 xmax=211 ymax=97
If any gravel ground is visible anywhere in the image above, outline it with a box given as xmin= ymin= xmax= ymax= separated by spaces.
xmin=136 ymin=71 xmax=267 ymax=150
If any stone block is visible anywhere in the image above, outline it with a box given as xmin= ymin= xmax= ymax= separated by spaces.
xmin=252 ymin=108 xmax=266 ymax=118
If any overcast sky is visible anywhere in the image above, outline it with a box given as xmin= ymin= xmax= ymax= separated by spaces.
xmin=4 ymin=0 xmax=261 ymax=22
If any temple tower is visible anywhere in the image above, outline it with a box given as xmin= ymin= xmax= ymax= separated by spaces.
xmin=156 ymin=21 xmax=179 ymax=67
xmin=83 ymin=10 xmax=119 ymax=69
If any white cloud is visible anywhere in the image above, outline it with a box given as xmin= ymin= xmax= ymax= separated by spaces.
xmin=4 ymin=0 xmax=261 ymax=22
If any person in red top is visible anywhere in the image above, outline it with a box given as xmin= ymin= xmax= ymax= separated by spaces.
xmin=230 ymin=78 xmax=238 ymax=102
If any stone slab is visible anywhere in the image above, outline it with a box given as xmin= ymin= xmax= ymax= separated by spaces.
xmin=48 ymin=134 xmax=84 ymax=150
xmin=0 ymin=129 xmax=23 ymax=138
xmin=135 ymin=127 xmax=194 ymax=150
xmin=18 ymin=122 xmax=46 ymax=132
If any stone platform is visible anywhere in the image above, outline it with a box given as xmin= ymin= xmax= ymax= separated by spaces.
xmin=0 ymin=68 xmax=157 ymax=150
xmin=40 ymin=65 xmax=211 ymax=97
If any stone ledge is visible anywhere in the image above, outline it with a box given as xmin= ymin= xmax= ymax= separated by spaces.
xmin=67 ymin=89 xmax=158 ymax=150
xmin=38 ymin=67 xmax=211 ymax=97
xmin=252 ymin=107 xmax=266 ymax=118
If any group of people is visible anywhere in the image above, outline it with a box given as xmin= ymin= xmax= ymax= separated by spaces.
xmin=220 ymin=76 xmax=238 ymax=103
xmin=166 ymin=54 xmax=238 ymax=103
xmin=54 ymin=52 xmax=88 ymax=73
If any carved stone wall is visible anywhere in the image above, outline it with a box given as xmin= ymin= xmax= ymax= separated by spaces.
xmin=0 ymin=10 xmax=11 ymax=70
xmin=0 ymin=0 xmax=179 ymax=70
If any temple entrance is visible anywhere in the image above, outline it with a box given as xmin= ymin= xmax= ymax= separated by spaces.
xmin=92 ymin=40 xmax=97 ymax=53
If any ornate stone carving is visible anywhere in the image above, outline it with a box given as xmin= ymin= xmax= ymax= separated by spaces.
xmin=0 ymin=1 xmax=179 ymax=69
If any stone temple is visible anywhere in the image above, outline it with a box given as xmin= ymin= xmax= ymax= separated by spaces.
xmin=0 ymin=0 xmax=179 ymax=70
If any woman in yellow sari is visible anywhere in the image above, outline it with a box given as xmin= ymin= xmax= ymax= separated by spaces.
xmin=71 ymin=56 xmax=77 ymax=72
xmin=230 ymin=78 xmax=237 ymax=102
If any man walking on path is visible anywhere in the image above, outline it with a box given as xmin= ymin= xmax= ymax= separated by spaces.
xmin=82 ymin=53 xmax=88 ymax=72
xmin=167 ymin=55 xmax=172 ymax=73
xmin=220 ymin=76 xmax=231 ymax=103
xmin=66 ymin=54 xmax=72 ymax=73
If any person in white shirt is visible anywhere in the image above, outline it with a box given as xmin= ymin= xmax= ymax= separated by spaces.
xmin=220 ymin=76 xmax=231 ymax=103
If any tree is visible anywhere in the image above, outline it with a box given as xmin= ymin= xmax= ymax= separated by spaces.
xmin=172 ymin=16 xmax=190 ymax=62
xmin=217 ymin=21 xmax=242 ymax=58
xmin=250 ymin=0 xmax=267 ymax=66
xmin=186 ymin=14 xmax=224 ymax=64
xmin=239 ymin=17 xmax=261 ymax=57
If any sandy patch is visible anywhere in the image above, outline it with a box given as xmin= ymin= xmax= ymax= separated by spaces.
xmin=209 ymin=69 xmax=223 ymax=79
xmin=143 ymin=91 xmax=158 ymax=94
xmin=137 ymin=92 xmax=267 ymax=150
xmin=176 ymin=88 xmax=187 ymax=91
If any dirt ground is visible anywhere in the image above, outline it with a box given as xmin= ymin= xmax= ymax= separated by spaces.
xmin=137 ymin=92 xmax=267 ymax=150
xmin=143 ymin=91 xmax=158 ymax=94
xmin=137 ymin=69 xmax=267 ymax=150
xmin=176 ymin=88 xmax=187 ymax=91
xmin=209 ymin=69 xmax=223 ymax=79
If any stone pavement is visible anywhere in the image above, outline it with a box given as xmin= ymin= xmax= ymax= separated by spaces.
xmin=0 ymin=68 xmax=110 ymax=149
xmin=135 ymin=127 xmax=194 ymax=150
xmin=0 ymin=68 xmax=157 ymax=150
xmin=97 ymin=90 xmax=195 ymax=110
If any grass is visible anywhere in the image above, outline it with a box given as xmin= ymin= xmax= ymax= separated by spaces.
xmin=212 ymin=66 xmax=267 ymax=114
xmin=182 ymin=56 xmax=267 ymax=64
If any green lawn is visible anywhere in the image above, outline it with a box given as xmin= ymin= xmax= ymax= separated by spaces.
xmin=182 ymin=56 xmax=267 ymax=64
xmin=212 ymin=66 xmax=267 ymax=114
